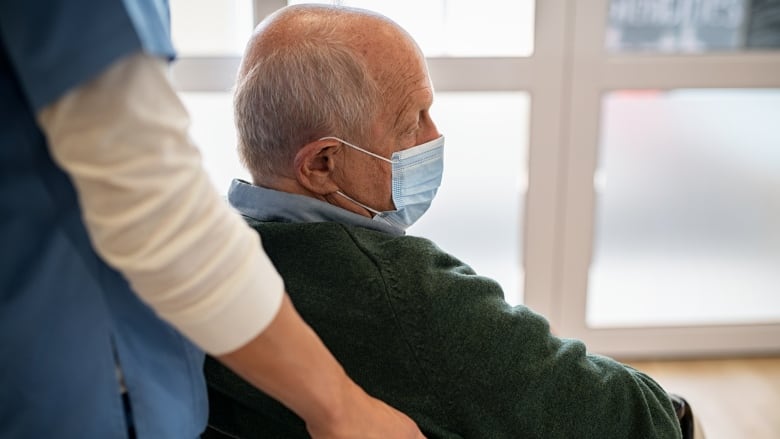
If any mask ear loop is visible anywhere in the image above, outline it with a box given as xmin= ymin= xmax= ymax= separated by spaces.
xmin=319 ymin=136 xmax=393 ymax=163
xmin=334 ymin=191 xmax=382 ymax=215
xmin=319 ymin=136 xmax=393 ymax=216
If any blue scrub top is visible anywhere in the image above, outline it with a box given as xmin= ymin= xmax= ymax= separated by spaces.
xmin=0 ymin=1 xmax=207 ymax=437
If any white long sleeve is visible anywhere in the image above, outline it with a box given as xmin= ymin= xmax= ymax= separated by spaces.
xmin=38 ymin=53 xmax=284 ymax=355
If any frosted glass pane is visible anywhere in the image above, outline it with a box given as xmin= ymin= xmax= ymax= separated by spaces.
xmin=178 ymin=93 xmax=250 ymax=196
xmin=589 ymin=89 xmax=780 ymax=327
xmin=407 ymin=92 xmax=529 ymax=305
xmin=287 ymin=0 xmax=535 ymax=57
xmin=170 ymin=0 xmax=254 ymax=55
xmin=607 ymin=0 xmax=780 ymax=52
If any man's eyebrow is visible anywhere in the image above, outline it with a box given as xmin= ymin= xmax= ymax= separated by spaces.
xmin=393 ymin=88 xmax=431 ymax=130
xmin=393 ymin=114 xmax=419 ymax=136
xmin=392 ymin=109 xmax=412 ymax=131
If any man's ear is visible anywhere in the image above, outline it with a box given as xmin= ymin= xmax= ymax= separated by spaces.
xmin=294 ymin=139 xmax=342 ymax=195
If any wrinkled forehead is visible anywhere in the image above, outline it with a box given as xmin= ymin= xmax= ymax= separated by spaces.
xmin=355 ymin=23 xmax=432 ymax=124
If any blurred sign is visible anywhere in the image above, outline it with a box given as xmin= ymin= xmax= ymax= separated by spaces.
xmin=607 ymin=0 xmax=748 ymax=52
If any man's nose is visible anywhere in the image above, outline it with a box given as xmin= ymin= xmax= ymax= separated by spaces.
xmin=417 ymin=113 xmax=440 ymax=145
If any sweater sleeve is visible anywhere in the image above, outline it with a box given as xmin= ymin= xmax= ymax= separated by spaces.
xmin=384 ymin=237 xmax=681 ymax=439
xmin=37 ymin=53 xmax=284 ymax=355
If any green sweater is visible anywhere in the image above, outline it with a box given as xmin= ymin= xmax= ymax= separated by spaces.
xmin=205 ymin=220 xmax=681 ymax=439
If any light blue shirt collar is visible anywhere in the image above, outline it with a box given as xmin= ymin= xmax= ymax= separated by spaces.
xmin=227 ymin=179 xmax=405 ymax=237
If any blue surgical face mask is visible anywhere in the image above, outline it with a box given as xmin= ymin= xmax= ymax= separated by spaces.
xmin=319 ymin=135 xmax=445 ymax=229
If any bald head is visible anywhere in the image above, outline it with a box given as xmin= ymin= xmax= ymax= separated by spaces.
xmin=233 ymin=4 xmax=431 ymax=183
xmin=241 ymin=5 xmax=410 ymax=75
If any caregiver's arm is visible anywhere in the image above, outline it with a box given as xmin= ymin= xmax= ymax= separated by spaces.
xmin=37 ymin=52 xmax=423 ymax=439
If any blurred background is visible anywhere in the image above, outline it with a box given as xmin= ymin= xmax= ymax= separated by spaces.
xmin=168 ymin=2 xmax=780 ymax=435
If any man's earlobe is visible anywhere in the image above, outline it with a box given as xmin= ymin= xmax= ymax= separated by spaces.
xmin=294 ymin=139 xmax=340 ymax=195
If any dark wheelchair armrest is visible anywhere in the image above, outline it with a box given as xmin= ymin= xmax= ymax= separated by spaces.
xmin=669 ymin=393 xmax=697 ymax=439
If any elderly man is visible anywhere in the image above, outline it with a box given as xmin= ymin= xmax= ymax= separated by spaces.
xmin=204 ymin=4 xmax=694 ymax=439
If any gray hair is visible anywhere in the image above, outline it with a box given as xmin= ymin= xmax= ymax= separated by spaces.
xmin=234 ymin=24 xmax=381 ymax=179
